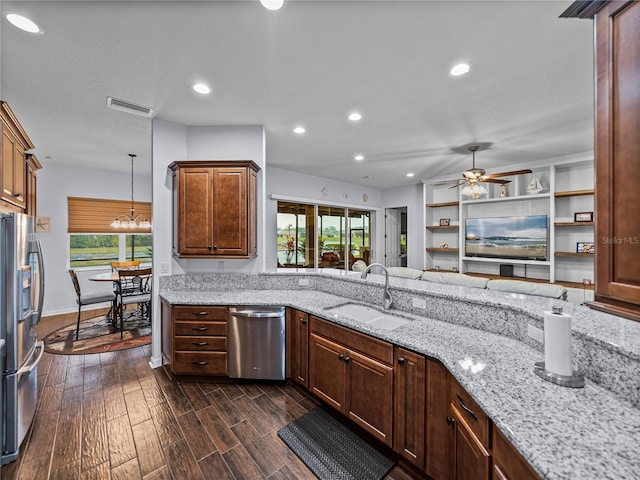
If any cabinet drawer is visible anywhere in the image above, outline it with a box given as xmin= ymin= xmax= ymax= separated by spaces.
xmin=174 ymin=352 xmax=227 ymax=375
xmin=175 ymin=321 xmax=226 ymax=336
xmin=450 ymin=379 xmax=490 ymax=446
xmin=174 ymin=336 xmax=226 ymax=352
xmin=310 ymin=316 xmax=393 ymax=365
xmin=174 ymin=305 xmax=228 ymax=321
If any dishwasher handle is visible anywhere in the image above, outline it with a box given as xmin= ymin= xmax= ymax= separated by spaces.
xmin=230 ymin=310 xmax=284 ymax=319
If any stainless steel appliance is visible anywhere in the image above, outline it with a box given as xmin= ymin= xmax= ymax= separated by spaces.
xmin=227 ymin=306 xmax=285 ymax=380
xmin=1 ymin=213 xmax=45 ymax=465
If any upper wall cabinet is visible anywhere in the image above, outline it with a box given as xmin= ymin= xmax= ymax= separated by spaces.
xmin=169 ymin=160 xmax=259 ymax=258
xmin=1 ymin=101 xmax=37 ymax=213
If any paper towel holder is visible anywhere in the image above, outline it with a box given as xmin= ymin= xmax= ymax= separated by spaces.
xmin=534 ymin=362 xmax=585 ymax=388
xmin=534 ymin=305 xmax=585 ymax=388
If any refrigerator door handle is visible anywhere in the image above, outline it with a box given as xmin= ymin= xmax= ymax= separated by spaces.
xmin=17 ymin=341 xmax=44 ymax=376
xmin=29 ymin=240 xmax=45 ymax=326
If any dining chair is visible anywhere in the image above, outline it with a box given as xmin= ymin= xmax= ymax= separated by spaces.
xmin=68 ymin=269 xmax=116 ymax=340
xmin=110 ymin=259 xmax=140 ymax=272
xmin=115 ymin=267 xmax=152 ymax=338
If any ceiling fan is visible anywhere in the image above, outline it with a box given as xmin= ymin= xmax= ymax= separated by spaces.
xmin=450 ymin=145 xmax=533 ymax=199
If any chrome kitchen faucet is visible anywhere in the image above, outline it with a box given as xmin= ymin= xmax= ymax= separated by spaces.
xmin=360 ymin=263 xmax=393 ymax=310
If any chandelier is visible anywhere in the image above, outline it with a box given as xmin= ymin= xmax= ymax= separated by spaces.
xmin=110 ymin=154 xmax=152 ymax=229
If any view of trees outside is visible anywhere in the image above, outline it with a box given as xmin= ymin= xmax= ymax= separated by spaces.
xmin=69 ymin=234 xmax=152 ymax=267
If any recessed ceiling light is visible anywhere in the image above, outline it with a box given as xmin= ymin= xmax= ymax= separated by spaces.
xmin=293 ymin=126 xmax=306 ymax=134
xmin=348 ymin=112 xmax=362 ymax=122
xmin=362 ymin=175 xmax=371 ymax=179
xmin=354 ymin=154 xmax=364 ymax=161
xmin=450 ymin=62 xmax=471 ymax=76
xmin=260 ymin=0 xmax=284 ymax=11
xmin=406 ymin=172 xmax=415 ymax=177
xmin=6 ymin=13 xmax=43 ymax=34
xmin=193 ymin=83 xmax=211 ymax=95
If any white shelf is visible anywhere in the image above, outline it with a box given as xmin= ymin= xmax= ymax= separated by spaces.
xmin=462 ymin=256 xmax=551 ymax=266
xmin=460 ymin=192 xmax=550 ymax=205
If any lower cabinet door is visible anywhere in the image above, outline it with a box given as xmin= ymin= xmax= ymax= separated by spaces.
xmin=309 ymin=334 xmax=346 ymax=411
xmin=345 ymin=349 xmax=394 ymax=447
xmin=452 ymin=404 xmax=490 ymax=480
xmin=173 ymin=352 xmax=227 ymax=375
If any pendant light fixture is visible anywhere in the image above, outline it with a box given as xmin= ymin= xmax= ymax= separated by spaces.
xmin=110 ymin=154 xmax=152 ymax=229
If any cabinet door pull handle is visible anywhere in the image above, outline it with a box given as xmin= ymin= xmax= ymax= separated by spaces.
xmin=301 ymin=318 xmax=307 ymax=324
xmin=13 ymin=192 xmax=23 ymax=199
xmin=207 ymin=245 xmax=213 ymax=250
xmin=338 ymin=354 xmax=345 ymax=361
xmin=192 ymin=361 xmax=209 ymax=366
xmin=446 ymin=416 xmax=455 ymax=426
xmin=397 ymin=357 xmax=406 ymax=365
xmin=212 ymin=245 xmax=218 ymax=250
xmin=193 ymin=311 xmax=210 ymax=316
xmin=344 ymin=356 xmax=351 ymax=363
xmin=192 ymin=327 xmax=209 ymax=331
xmin=456 ymin=393 xmax=478 ymax=420
xmin=192 ymin=342 xmax=209 ymax=346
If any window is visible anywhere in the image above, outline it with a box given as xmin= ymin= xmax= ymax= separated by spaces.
xmin=277 ymin=201 xmax=372 ymax=270
xmin=69 ymin=234 xmax=152 ymax=268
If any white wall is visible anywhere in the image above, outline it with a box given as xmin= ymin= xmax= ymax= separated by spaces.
xmin=381 ymin=183 xmax=424 ymax=270
xmin=265 ymin=166 xmax=383 ymax=270
xmin=37 ymin=163 xmax=152 ymax=316
xmin=150 ymin=120 xmax=265 ymax=366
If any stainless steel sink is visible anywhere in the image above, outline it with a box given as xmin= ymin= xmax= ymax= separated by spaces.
xmin=326 ymin=303 xmax=410 ymax=331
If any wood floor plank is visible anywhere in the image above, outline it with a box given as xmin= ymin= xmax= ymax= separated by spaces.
xmin=107 ymin=414 xmax=137 ymax=468
xmin=16 ymin=458 xmax=51 ymax=480
xmin=222 ymin=444 xmax=264 ymax=480
xmin=196 ymin=405 xmax=239 ymax=454
xmin=81 ymin=415 xmax=109 ymax=472
xmin=198 ymin=451 xmax=236 ymax=480
xmin=37 ymin=383 xmax=64 ymax=415
xmin=139 ymin=377 xmax=165 ymax=408
xmin=84 ymin=353 xmax=101 ymax=367
xmin=83 ymin=364 xmax=101 ymax=391
xmin=65 ymin=364 xmax=86 ymax=390
xmin=124 ymin=387 xmax=152 ymax=426
xmin=176 ymin=410 xmax=217 ymax=461
xmin=100 ymin=363 xmax=121 ymax=389
xmin=164 ymin=439 xmax=203 ymax=480
xmin=231 ymin=420 xmax=284 ymax=477
xmin=21 ymin=411 xmax=59 ymax=466
xmin=79 ymin=461 xmax=110 ymax=480
xmin=219 ymin=382 xmax=244 ymax=401
xmin=46 ymin=355 xmax=69 ymax=386
xmin=111 ymin=457 xmax=142 ymax=480
xmin=179 ymin=382 xmax=211 ymax=411
xmin=261 ymin=384 xmax=311 ymax=419
xmin=131 ymin=419 xmax=166 ymax=476
xmin=207 ymin=389 xmax=245 ymax=427
xmin=253 ymin=393 xmax=295 ymax=429
xmin=233 ymin=394 xmax=282 ymax=434
xmin=82 ymin=389 xmax=105 ymax=420
xmin=51 ymin=387 xmax=83 ymax=471
xmin=149 ymin=402 xmax=184 ymax=446
xmin=197 ymin=381 xmax=221 ymax=395
xmin=161 ymin=382 xmax=193 ymax=417
xmin=68 ymin=354 xmax=85 ymax=367
xmin=267 ymin=465 xmax=304 ymax=480
xmin=142 ymin=465 xmax=172 ymax=480
xmin=238 ymin=382 xmax=265 ymax=399
xmin=104 ymin=385 xmax=128 ymax=420
xmin=49 ymin=460 xmax=80 ymax=480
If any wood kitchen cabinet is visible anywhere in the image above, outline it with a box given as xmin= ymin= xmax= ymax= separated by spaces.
xmin=1 ymin=101 xmax=36 ymax=213
xmin=394 ymin=347 xmax=426 ymax=469
xmin=309 ymin=316 xmax=394 ymax=446
xmin=286 ymin=308 xmax=309 ymax=388
xmin=25 ymin=154 xmax=41 ymax=216
xmin=169 ymin=160 xmax=259 ymax=258
xmin=161 ymin=300 xmax=228 ymax=379
xmin=426 ymin=359 xmax=452 ymax=480
xmin=492 ymin=426 xmax=541 ymax=480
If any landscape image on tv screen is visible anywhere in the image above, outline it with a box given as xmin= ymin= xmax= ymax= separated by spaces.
xmin=465 ymin=215 xmax=548 ymax=260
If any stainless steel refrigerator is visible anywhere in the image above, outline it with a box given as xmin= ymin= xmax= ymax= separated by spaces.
xmin=1 ymin=213 xmax=45 ymax=465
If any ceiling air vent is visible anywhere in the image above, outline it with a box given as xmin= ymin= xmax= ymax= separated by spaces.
xmin=106 ymin=96 xmax=154 ymax=118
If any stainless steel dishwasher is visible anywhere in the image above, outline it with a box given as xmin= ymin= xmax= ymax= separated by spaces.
xmin=227 ymin=306 xmax=286 ymax=380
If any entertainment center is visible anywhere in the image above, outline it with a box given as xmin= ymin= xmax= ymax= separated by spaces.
xmin=424 ymin=153 xmax=594 ymax=304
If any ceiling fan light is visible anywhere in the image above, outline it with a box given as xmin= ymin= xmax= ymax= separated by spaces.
xmin=460 ymin=183 xmax=487 ymax=200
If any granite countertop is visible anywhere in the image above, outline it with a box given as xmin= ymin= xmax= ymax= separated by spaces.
xmin=160 ymin=288 xmax=640 ymax=480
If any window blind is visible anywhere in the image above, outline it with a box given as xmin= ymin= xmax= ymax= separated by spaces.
xmin=67 ymin=196 xmax=152 ymax=233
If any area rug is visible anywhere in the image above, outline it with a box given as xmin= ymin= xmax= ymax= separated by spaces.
xmin=277 ymin=407 xmax=395 ymax=480
xmin=43 ymin=314 xmax=151 ymax=355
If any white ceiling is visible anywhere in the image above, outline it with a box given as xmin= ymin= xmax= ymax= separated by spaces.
xmin=1 ymin=0 xmax=594 ymax=189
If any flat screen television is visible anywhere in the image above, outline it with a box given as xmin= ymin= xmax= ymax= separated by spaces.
xmin=465 ymin=215 xmax=548 ymax=261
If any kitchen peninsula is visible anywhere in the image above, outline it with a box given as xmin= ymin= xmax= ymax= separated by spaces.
xmin=159 ymin=270 xmax=640 ymax=480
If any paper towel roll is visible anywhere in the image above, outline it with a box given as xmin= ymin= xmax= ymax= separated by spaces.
xmin=544 ymin=310 xmax=573 ymax=377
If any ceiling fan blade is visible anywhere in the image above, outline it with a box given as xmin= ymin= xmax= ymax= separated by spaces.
xmin=427 ymin=178 xmax=461 ymax=186
xmin=482 ymin=169 xmax=533 ymax=179
xmin=448 ymin=181 xmax=467 ymax=189
xmin=481 ymin=178 xmax=511 ymax=184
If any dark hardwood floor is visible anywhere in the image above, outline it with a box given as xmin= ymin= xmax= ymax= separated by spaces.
xmin=1 ymin=321 xmax=420 ymax=480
